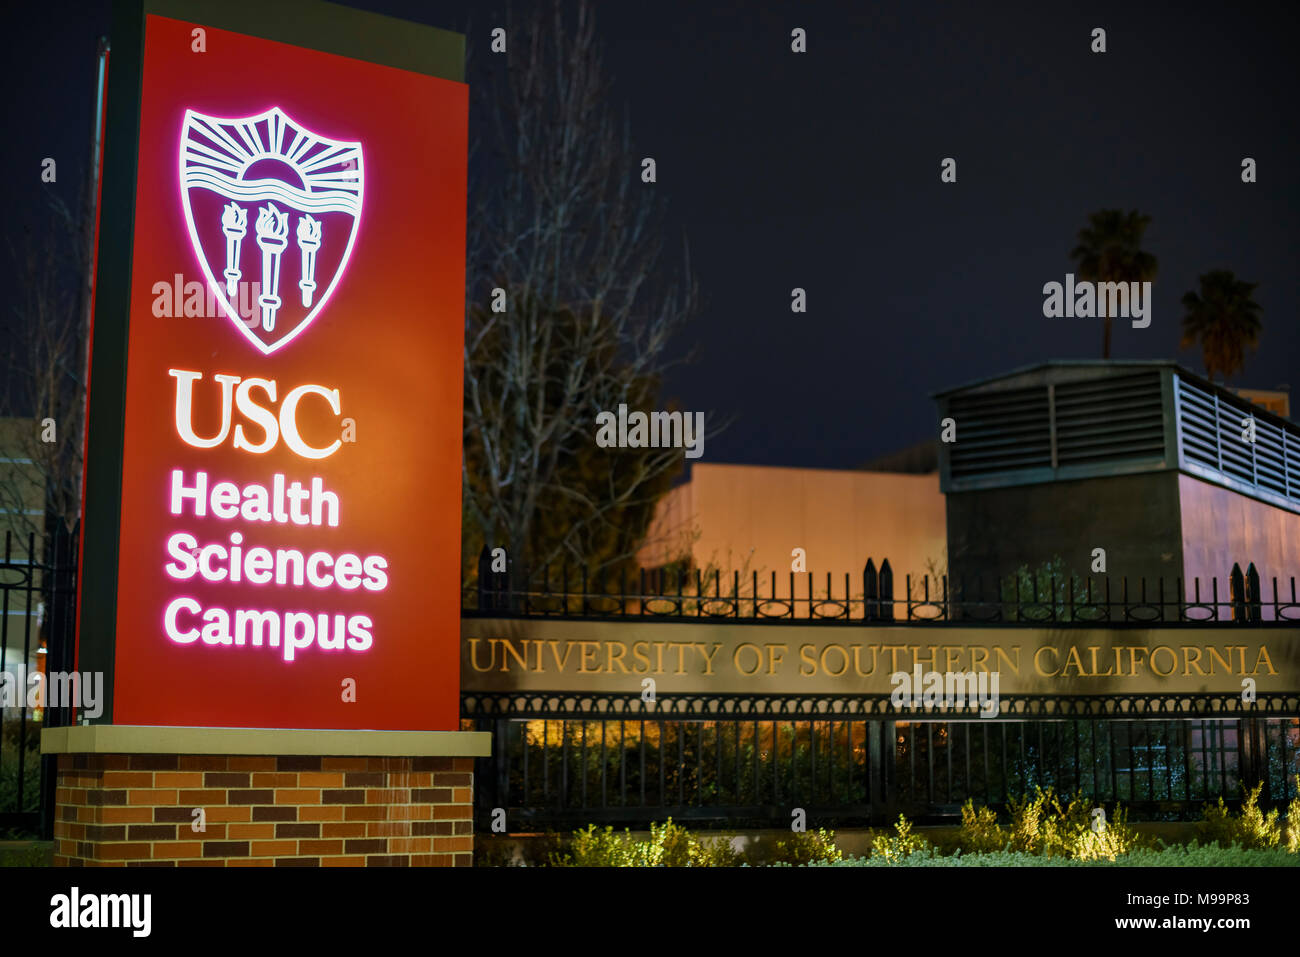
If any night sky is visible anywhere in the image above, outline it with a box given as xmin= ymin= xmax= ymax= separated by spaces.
xmin=6 ymin=0 xmax=1297 ymax=469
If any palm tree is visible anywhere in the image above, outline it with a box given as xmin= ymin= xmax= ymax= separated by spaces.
xmin=1070 ymin=209 xmax=1158 ymax=359
xmin=1180 ymin=270 xmax=1262 ymax=384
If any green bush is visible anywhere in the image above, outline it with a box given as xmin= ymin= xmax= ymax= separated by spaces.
xmin=521 ymin=779 xmax=1300 ymax=867
xmin=0 ymin=733 xmax=42 ymax=840
xmin=1070 ymin=804 xmax=1142 ymax=861
xmin=1038 ymin=789 xmax=1085 ymax=856
xmin=1198 ymin=782 xmax=1283 ymax=851
xmin=870 ymin=816 xmax=930 ymax=863
xmin=973 ymin=786 xmax=1143 ymax=861
xmin=0 ymin=843 xmax=52 ymax=867
xmin=692 ymin=834 xmax=744 ymax=867
xmin=549 ymin=818 xmax=746 ymax=867
xmin=1286 ymin=777 xmax=1300 ymax=855
xmin=1235 ymin=783 xmax=1282 ymax=849
xmin=552 ymin=824 xmax=654 ymax=866
xmin=651 ymin=819 xmax=695 ymax=866
xmin=959 ymin=798 xmax=1005 ymax=853
xmin=773 ymin=827 xmax=842 ymax=866
xmin=829 ymin=841 xmax=1300 ymax=866
xmin=1199 ymin=795 xmax=1233 ymax=845
xmin=955 ymin=790 xmax=1144 ymax=861
xmin=1041 ymin=791 xmax=1144 ymax=861
xmin=474 ymin=835 xmax=521 ymax=867
xmin=1006 ymin=787 xmax=1050 ymax=853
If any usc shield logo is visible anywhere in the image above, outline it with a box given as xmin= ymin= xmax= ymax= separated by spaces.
xmin=179 ymin=107 xmax=364 ymax=354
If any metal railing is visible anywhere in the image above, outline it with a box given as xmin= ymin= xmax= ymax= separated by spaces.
xmin=467 ymin=708 xmax=1300 ymax=829
xmin=0 ymin=528 xmax=78 ymax=838
xmin=465 ymin=550 xmax=1300 ymax=830
xmin=469 ymin=551 xmax=1299 ymax=624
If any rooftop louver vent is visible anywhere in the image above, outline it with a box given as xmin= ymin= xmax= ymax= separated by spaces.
xmin=947 ymin=386 xmax=1051 ymax=479
xmin=939 ymin=364 xmax=1300 ymax=511
xmin=1054 ymin=373 xmax=1165 ymax=466
xmin=1177 ymin=375 xmax=1299 ymax=504
xmin=947 ymin=372 xmax=1165 ymax=482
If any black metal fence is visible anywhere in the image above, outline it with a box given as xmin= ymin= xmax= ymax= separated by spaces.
xmin=466 ymin=551 xmax=1300 ymax=830
xmin=465 ymin=707 xmax=1300 ymax=830
xmin=471 ymin=549 xmax=1297 ymax=624
xmin=0 ymin=528 xmax=78 ymax=838
xmin=890 ymin=715 xmax=1298 ymax=814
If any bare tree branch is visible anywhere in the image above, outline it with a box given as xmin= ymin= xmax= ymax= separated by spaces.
xmin=463 ymin=0 xmax=714 ymax=581
xmin=1 ymin=189 xmax=93 ymax=545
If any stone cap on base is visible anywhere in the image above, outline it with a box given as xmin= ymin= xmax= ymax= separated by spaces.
xmin=41 ymin=725 xmax=491 ymax=757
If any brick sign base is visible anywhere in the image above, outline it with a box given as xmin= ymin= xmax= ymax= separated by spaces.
xmin=42 ymin=727 xmax=490 ymax=867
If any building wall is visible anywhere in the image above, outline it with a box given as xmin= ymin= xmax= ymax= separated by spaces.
xmin=1178 ymin=473 xmax=1300 ymax=606
xmin=1233 ymin=388 xmax=1290 ymax=419
xmin=639 ymin=463 xmax=948 ymax=586
xmin=641 ymin=460 xmax=1300 ymax=612
xmin=945 ymin=471 xmax=1185 ymax=592
xmin=53 ymin=753 xmax=474 ymax=866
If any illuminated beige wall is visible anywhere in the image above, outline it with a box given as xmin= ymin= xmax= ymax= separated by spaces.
xmin=1179 ymin=473 xmax=1300 ymax=616
xmin=639 ymin=464 xmax=948 ymax=589
xmin=1232 ymin=388 xmax=1290 ymax=419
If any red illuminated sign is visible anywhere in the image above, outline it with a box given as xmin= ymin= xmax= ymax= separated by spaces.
xmin=96 ymin=14 xmax=466 ymax=730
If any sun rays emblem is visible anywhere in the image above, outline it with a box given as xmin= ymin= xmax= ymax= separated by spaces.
xmin=179 ymin=107 xmax=364 ymax=353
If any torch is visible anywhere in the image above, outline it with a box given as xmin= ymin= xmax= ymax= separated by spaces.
xmin=255 ymin=203 xmax=289 ymax=332
xmin=221 ymin=203 xmax=247 ymax=298
xmin=296 ymin=215 xmax=321 ymax=307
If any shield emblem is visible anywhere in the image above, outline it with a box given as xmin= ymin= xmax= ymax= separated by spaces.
xmin=179 ymin=107 xmax=364 ymax=354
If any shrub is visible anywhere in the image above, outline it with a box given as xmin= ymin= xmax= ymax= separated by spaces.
xmin=1235 ymin=783 xmax=1282 ymax=850
xmin=870 ymin=816 xmax=930 ymax=863
xmin=773 ymin=827 xmax=843 ymax=866
xmin=959 ymin=798 xmax=1005 ymax=853
xmin=1199 ymin=795 xmax=1234 ymax=847
xmin=0 ymin=843 xmax=50 ymax=867
xmin=476 ymin=832 xmax=568 ymax=867
xmin=1198 ymin=782 xmax=1282 ymax=851
xmin=551 ymin=824 xmax=650 ymax=867
xmin=474 ymin=835 xmax=519 ymax=867
xmin=830 ymin=841 xmax=1300 ymax=867
xmin=550 ymin=819 xmax=746 ymax=867
xmin=692 ymin=834 xmax=744 ymax=867
xmin=1055 ymin=800 xmax=1143 ymax=862
xmin=957 ymin=790 xmax=1143 ymax=861
xmin=1007 ymin=787 xmax=1051 ymax=853
xmin=527 ymin=830 xmax=567 ymax=866
xmin=1286 ymin=777 xmax=1300 ymax=855
xmin=1039 ymin=790 xmax=1142 ymax=861
xmin=650 ymin=819 xmax=695 ymax=867
xmin=0 ymin=737 xmax=42 ymax=839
